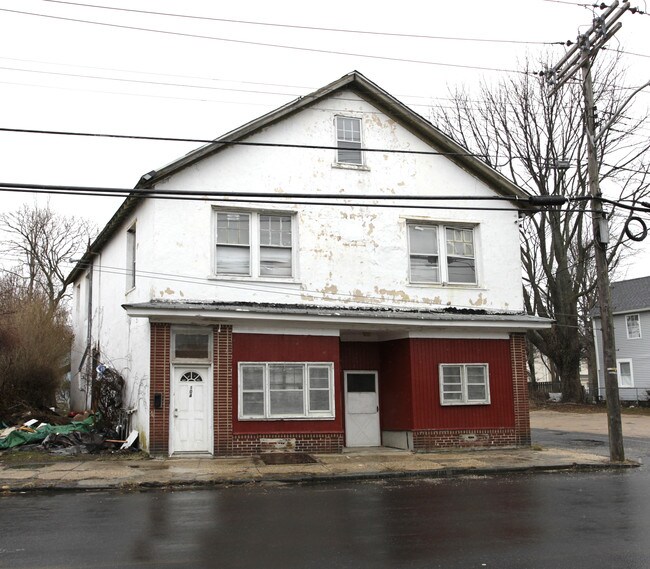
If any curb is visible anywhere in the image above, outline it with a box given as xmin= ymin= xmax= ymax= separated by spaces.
xmin=0 ymin=459 xmax=639 ymax=494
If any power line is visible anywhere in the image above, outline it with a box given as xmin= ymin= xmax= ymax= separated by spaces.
xmin=0 ymin=64 xmax=300 ymax=97
xmin=0 ymin=126 xmax=503 ymax=158
xmin=0 ymin=55 xmax=315 ymax=90
xmin=0 ymin=78 xmax=282 ymax=108
xmin=38 ymin=0 xmax=564 ymax=46
xmin=0 ymin=7 xmax=529 ymax=75
xmin=0 ymin=183 xmax=603 ymax=215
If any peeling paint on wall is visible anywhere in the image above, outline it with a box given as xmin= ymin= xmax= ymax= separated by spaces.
xmin=322 ymin=284 xmax=339 ymax=295
xmin=374 ymin=287 xmax=411 ymax=302
xmin=469 ymin=293 xmax=489 ymax=307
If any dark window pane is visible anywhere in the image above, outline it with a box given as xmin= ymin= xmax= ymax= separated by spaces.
xmin=175 ymin=333 xmax=209 ymax=359
xmin=347 ymin=373 xmax=376 ymax=393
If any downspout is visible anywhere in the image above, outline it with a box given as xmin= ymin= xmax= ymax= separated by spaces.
xmin=85 ymin=258 xmax=94 ymax=410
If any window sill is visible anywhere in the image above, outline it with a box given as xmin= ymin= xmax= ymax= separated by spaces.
xmin=238 ymin=416 xmax=336 ymax=421
xmin=209 ymin=275 xmax=301 ymax=285
xmin=440 ymin=401 xmax=491 ymax=406
xmin=408 ymin=282 xmax=484 ymax=289
xmin=331 ymin=162 xmax=370 ymax=172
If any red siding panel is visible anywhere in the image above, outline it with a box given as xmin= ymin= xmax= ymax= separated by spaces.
xmin=340 ymin=342 xmax=382 ymax=370
xmin=409 ymin=338 xmax=515 ymax=430
xmin=231 ymin=333 xmax=343 ymax=435
xmin=379 ymin=339 xmax=414 ymax=430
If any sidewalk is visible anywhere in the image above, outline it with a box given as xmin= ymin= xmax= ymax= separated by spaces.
xmin=0 ymin=443 xmax=636 ymax=493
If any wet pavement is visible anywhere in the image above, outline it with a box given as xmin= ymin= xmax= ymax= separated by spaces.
xmin=2 ymin=469 xmax=650 ymax=569
xmin=1 ymin=409 xmax=645 ymax=492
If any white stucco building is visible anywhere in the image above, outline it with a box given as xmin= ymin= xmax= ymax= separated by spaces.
xmin=68 ymin=71 xmax=549 ymax=456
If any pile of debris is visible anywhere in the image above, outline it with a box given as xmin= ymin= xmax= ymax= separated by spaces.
xmin=0 ymin=409 xmax=138 ymax=456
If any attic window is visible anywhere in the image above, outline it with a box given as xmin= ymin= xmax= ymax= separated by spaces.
xmin=336 ymin=116 xmax=363 ymax=165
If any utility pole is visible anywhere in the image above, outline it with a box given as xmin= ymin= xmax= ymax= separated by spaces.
xmin=547 ymin=1 xmax=628 ymax=462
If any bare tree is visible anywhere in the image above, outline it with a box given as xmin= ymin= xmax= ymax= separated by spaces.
xmin=431 ymin=55 xmax=650 ymax=402
xmin=0 ymin=204 xmax=95 ymax=309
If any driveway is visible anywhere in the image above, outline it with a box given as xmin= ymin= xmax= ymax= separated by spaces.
xmin=530 ymin=409 xmax=650 ymax=438
xmin=530 ymin=409 xmax=650 ymax=461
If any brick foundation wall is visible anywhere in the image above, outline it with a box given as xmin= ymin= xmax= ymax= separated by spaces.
xmin=510 ymin=332 xmax=531 ymax=446
xmin=233 ymin=433 xmax=344 ymax=455
xmin=412 ymin=428 xmax=518 ymax=450
xmin=149 ymin=323 xmax=171 ymax=454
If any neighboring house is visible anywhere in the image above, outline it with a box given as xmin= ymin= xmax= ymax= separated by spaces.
xmin=67 ymin=71 xmax=550 ymax=456
xmin=593 ymin=276 xmax=650 ymax=402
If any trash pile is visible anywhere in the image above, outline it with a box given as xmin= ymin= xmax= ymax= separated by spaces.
xmin=1 ymin=366 xmax=139 ymax=457
xmin=0 ymin=409 xmax=139 ymax=456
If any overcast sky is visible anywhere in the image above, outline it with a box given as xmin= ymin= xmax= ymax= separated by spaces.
xmin=1 ymin=0 xmax=649 ymax=277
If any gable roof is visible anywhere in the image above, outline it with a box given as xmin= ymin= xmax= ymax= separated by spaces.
xmin=595 ymin=276 xmax=650 ymax=315
xmin=66 ymin=70 xmax=532 ymax=285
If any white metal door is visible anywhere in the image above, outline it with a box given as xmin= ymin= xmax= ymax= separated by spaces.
xmin=171 ymin=367 xmax=211 ymax=454
xmin=345 ymin=371 xmax=380 ymax=447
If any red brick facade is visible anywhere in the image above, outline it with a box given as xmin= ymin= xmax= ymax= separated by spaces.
xmin=149 ymin=323 xmax=171 ymax=454
xmin=510 ymin=332 xmax=531 ymax=446
xmin=214 ymin=326 xmax=233 ymax=455
xmin=147 ymin=325 xmax=530 ymax=456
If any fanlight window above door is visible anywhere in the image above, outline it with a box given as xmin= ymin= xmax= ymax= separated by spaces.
xmin=180 ymin=371 xmax=203 ymax=382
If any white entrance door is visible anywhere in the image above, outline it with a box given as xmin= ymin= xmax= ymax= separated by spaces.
xmin=171 ymin=367 xmax=211 ymax=454
xmin=345 ymin=371 xmax=380 ymax=447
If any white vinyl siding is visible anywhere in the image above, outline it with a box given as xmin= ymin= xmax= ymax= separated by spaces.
xmin=215 ymin=210 xmax=294 ymax=278
xmin=440 ymin=363 xmax=490 ymax=405
xmin=239 ymin=362 xmax=335 ymax=419
xmin=408 ymin=223 xmax=477 ymax=285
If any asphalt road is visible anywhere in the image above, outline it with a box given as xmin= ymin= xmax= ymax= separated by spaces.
xmin=1 ymin=468 xmax=649 ymax=569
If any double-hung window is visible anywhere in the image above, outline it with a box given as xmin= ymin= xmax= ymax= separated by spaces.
xmin=626 ymin=314 xmax=641 ymax=339
xmin=239 ymin=362 xmax=335 ymax=419
xmin=215 ymin=210 xmax=294 ymax=278
xmin=439 ymin=364 xmax=490 ymax=405
xmin=336 ymin=116 xmax=363 ymax=165
xmin=408 ymin=223 xmax=476 ymax=285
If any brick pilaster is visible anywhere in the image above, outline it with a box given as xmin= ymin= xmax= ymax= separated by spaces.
xmin=510 ymin=332 xmax=531 ymax=446
xmin=214 ymin=325 xmax=233 ymax=455
xmin=149 ymin=323 xmax=171 ymax=454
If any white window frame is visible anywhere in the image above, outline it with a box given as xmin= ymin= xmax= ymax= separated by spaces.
xmin=335 ymin=115 xmax=364 ymax=166
xmin=625 ymin=314 xmax=641 ymax=339
xmin=171 ymin=327 xmax=212 ymax=364
xmin=439 ymin=363 xmax=490 ymax=406
xmin=238 ymin=362 xmax=335 ymax=420
xmin=407 ymin=222 xmax=478 ymax=285
xmin=616 ymin=359 xmax=634 ymax=388
xmin=126 ymin=222 xmax=136 ymax=291
xmin=214 ymin=209 xmax=296 ymax=279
